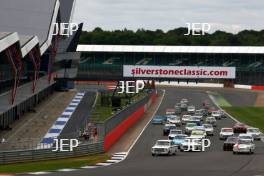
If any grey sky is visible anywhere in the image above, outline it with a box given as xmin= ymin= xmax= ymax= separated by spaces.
xmin=72 ymin=0 xmax=264 ymax=33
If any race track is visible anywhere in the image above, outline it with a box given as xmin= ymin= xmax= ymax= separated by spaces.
xmin=38 ymin=87 xmax=264 ymax=176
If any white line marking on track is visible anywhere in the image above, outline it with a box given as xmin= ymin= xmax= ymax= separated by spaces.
xmin=28 ymin=172 xmax=52 ymax=175
xmin=96 ymin=163 xmax=112 ymax=166
xmin=80 ymin=166 xmax=99 ymax=169
xmin=207 ymin=93 xmax=239 ymax=123
xmin=57 ymin=169 xmax=77 ymax=172
xmin=126 ymin=89 xmax=166 ymax=157
xmin=106 ymin=159 xmax=121 ymax=163
xmin=111 ymin=156 xmax=125 ymax=160
xmin=114 ymin=152 xmax=128 ymax=155
xmin=112 ymin=154 xmax=126 ymax=157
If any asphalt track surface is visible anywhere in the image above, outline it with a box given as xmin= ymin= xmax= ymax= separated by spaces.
xmin=37 ymin=87 xmax=264 ymax=176
xmin=60 ymin=91 xmax=96 ymax=138
xmin=217 ymin=89 xmax=257 ymax=107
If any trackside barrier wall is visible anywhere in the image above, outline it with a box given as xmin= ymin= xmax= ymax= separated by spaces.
xmin=102 ymin=90 xmax=157 ymax=151
xmin=0 ymin=141 xmax=104 ymax=164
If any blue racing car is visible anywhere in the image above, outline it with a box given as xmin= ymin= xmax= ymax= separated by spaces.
xmin=152 ymin=115 xmax=166 ymax=124
xmin=172 ymin=134 xmax=188 ymax=148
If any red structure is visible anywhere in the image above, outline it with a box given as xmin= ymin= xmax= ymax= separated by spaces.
xmin=48 ymin=35 xmax=60 ymax=83
xmin=5 ymin=45 xmax=23 ymax=104
xmin=104 ymin=91 xmax=157 ymax=151
xmin=28 ymin=47 xmax=41 ymax=93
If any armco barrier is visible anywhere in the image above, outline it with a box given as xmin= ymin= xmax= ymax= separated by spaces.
xmin=0 ymin=141 xmax=104 ymax=164
xmin=103 ymin=90 xmax=157 ymax=151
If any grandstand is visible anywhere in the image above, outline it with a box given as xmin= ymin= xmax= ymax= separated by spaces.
xmin=77 ymin=45 xmax=264 ymax=85
xmin=0 ymin=0 xmax=82 ymax=130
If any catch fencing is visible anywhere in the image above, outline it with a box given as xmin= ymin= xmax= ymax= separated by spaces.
xmin=0 ymin=141 xmax=104 ymax=164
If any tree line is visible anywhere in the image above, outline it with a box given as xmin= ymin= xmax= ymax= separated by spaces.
xmin=79 ymin=27 xmax=264 ymax=46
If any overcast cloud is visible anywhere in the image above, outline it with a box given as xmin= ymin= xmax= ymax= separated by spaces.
xmin=72 ymin=0 xmax=264 ymax=33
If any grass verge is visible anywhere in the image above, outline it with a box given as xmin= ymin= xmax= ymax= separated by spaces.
xmin=0 ymin=154 xmax=110 ymax=174
xmin=211 ymin=93 xmax=232 ymax=107
xmin=222 ymin=106 xmax=264 ymax=132
xmin=91 ymin=91 xmax=148 ymax=122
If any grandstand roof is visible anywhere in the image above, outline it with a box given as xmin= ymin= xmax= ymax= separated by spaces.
xmin=77 ymin=45 xmax=264 ymax=54
xmin=0 ymin=0 xmax=60 ymax=55
xmin=60 ymin=0 xmax=76 ymax=23
xmin=0 ymin=32 xmax=19 ymax=53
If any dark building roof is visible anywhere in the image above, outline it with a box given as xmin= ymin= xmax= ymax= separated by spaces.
xmin=0 ymin=0 xmax=57 ymax=46
xmin=60 ymin=0 xmax=76 ymax=23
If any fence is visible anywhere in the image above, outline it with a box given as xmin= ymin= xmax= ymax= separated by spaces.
xmin=0 ymin=89 xmax=157 ymax=164
xmin=0 ymin=140 xmax=104 ymax=164
xmin=96 ymin=90 xmax=157 ymax=151
xmin=101 ymin=90 xmax=154 ymax=136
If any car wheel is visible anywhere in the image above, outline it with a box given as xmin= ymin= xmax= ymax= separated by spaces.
xmin=152 ymin=153 xmax=155 ymax=156
xmin=233 ymin=151 xmax=236 ymax=155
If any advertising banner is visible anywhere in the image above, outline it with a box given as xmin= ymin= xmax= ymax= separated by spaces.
xmin=123 ymin=65 xmax=236 ymax=79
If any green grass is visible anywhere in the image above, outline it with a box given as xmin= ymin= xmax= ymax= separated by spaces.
xmin=90 ymin=91 xmax=148 ymax=122
xmin=0 ymin=154 xmax=110 ymax=174
xmin=223 ymin=107 xmax=264 ymax=132
xmin=212 ymin=93 xmax=232 ymax=107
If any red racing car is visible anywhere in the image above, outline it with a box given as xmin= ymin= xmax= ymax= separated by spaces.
xmin=233 ymin=123 xmax=247 ymax=133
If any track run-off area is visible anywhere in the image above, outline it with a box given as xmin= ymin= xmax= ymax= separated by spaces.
xmin=29 ymin=87 xmax=264 ymax=176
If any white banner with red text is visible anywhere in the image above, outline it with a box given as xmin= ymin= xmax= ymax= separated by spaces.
xmin=123 ymin=65 xmax=236 ymax=79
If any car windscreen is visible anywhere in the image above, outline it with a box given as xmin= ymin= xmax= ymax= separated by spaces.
xmin=155 ymin=116 xmax=163 ymax=120
xmin=186 ymin=123 xmax=196 ymax=127
xmin=226 ymin=137 xmax=238 ymax=142
xmin=170 ymin=130 xmax=181 ymax=134
xmin=192 ymin=131 xmax=204 ymax=135
xmin=247 ymin=129 xmax=259 ymax=133
xmin=207 ymin=117 xmax=215 ymax=120
xmin=240 ymin=136 xmax=252 ymax=139
xmin=156 ymin=141 xmax=170 ymax=146
xmin=222 ymin=129 xmax=233 ymax=132
xmin=203 ymin=124 xmax=212 ymax=128
xmin=238 ymin=140 xmax=251 ymax=144
xmin=174 ymin=135 xmax=186 ymax=139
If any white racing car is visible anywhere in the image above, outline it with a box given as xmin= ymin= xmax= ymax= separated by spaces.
xmin=180 ymin=137 xmax=203 ymax=152
xmin=190 ymin=129 xmax=207 ymax=139
xmin=191 ymin=115 xmax=203 ymax=122
xmin=203 ymin=124 xmax=214 ymax=136
xmin=168 ymin=129 xmax=183 ymax=140
xmin=185 ymin=123 xmax=197 ymax=134
xmin=219 ymin=128 xmax=234 ymax=140
xmin=233 ymin=139 xmax=255 ymax=154
xmin=239 ymin=134 xmax=254 ymax=142
xmin=167 ymin=115 xmax=181 ymax=126
xmin=211 ymin=110 xmax=222 ymax=120
xmin=205 ymin=116 xmax=217 ymax=127
xmin=166 ymin=108 xmax=176 ymax=115
xmin=181 ymin=98 xmax=188 ymax=104
xmin=187 ymin=105 xmax=196 ymax=114
xmin=151 ymin=140 xmax=177 ymax=156
xmin=247 ymin=127 xmax=261 ymax=140
xmin=182 ymin=115 xmax=191 ymax=125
